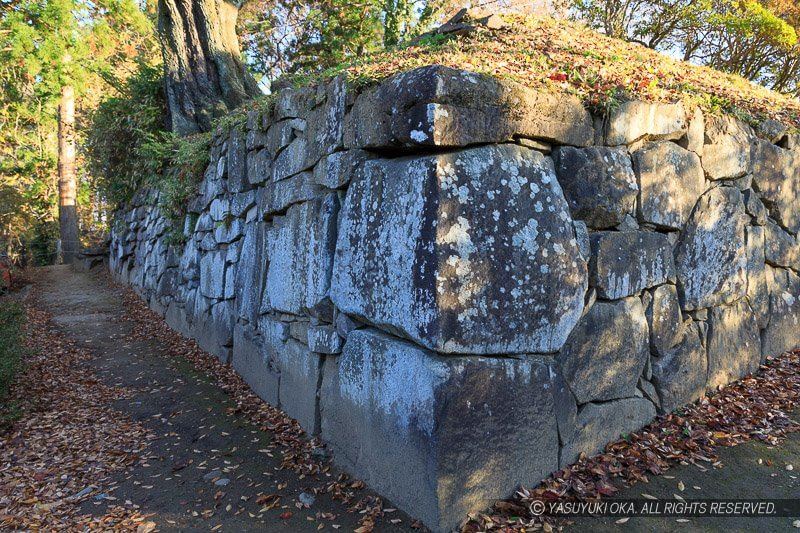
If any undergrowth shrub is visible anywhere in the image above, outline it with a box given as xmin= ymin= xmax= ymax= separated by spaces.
xmin=0 ymin=302 xmax=25 ymax=428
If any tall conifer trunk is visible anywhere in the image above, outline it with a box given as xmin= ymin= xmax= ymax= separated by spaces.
xmin=58 ymin=84 xmax=79 ymax=264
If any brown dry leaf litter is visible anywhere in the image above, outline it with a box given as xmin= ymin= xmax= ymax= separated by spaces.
xmin=324 ymin=15 xmax=800 ymax=128
xmin=0 ymin=292 xmax=155 ymax=530
xmin=117 ymin=283 xmax=410 ymax=532
xmin=464 ymin=349 xmax=800 ymax=531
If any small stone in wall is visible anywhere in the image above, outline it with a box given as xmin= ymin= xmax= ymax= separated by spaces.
xmin=604 ymin=100 xmax=686 ymax=146
xmin=307 ymin=324 xmax=343 ymax=354
xmin=553 ymin=146 xmax=637 ymax=229
xmin=633 ymin=141 xmax=705 ymax=230
xmin=589 ymin=231 xmax=676 ymax=300
xmin=558 ymin=297 xmax=649 ymax=404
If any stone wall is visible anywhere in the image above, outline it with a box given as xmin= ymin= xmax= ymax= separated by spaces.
xmin=109 ymin=65 xmax=800 ymax=531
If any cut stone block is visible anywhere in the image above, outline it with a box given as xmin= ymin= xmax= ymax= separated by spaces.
xmin=553 ymin=146 xmax=637 ymax=229
xmin=307 ymin=324 xmax=343 ymax=354
xmin=651 ymin=322 xmax=707 ymax=413
xmin=633 ymin=141 xmax=705 ymax=230
xmin=331 ymin=144 xmax=587 ymax=355
xmin=675 ymin=187 xmax=749 ymax=310
xmin=560 ymin=398 xmax=656 ymax=465
xmin=752 ymin=140 xmax=800 ymax=234
xmin=344 ymin=65 xmax=593 ymax=150
xmin=746 ymin=225 xmax=769 ymax=328
xmin=232 ymin=322 xmax=279 ymax=406
xmin=558 ymin=297 xmax=649 ymax=404
xmin=702 ymin=115 xmax=753 ymax=180
xmin=647 ymin=284 xmax=683 ymax=356
xmin=762 ymin=267 xmax=800 ymax=358
xmin=320 ymin=328 xmax=559 ymax=532
xmin=765 ymin=220 xmax=800 ymax=270
xmin=604 ymin=100 xmax=686 ymax=146
xmin=706 ymin=300 xmax=760 ymax=389
xmin=589 ymin=231 xmax=675 ymax=300
xmin=275 ymin=339 xmax=323 ymax=435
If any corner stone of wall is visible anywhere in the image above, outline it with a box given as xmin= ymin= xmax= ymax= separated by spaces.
xmin=109 ymin=64 xmax=800 ymax=532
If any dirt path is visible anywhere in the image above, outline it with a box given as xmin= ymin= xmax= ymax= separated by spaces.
xmin=34 ymin=265 xmax=414 ymax=531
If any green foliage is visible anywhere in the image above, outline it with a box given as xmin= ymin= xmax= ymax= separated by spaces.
xmin=0 ymin=303 xmax=25 ymax=429
xmin=86 ymin=62 xmax=170 ymax=207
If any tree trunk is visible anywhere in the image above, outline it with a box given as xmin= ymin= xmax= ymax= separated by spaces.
xmin=58 ymin=84 xmax=79 ymax=264
xmin=157 ymin=0 xmax=260 ymax=136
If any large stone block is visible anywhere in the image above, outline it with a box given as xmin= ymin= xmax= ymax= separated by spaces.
xmin=199 ymin=250 xmax=226 ymax=299
xmin=675 ymin=187 xmax=749 ymax=310
xmin=651 ymin=322 xmax=707 ymax=413
xmin=589 ymin=231 xmax=675 ymax=300
xmin=232 ymin=322 xmax=280 ymax=406
xmin=752 ymin=140 xmax=800 ymax=234
xmin=560 ymin=398 xmax=656 ymax=465
xmin=331 ymin=144 xmax=587 ymax=355
xmin=259 ymin=171 xmax=321 ymax=216
xmin=304 ymin=76 xmax=347 ymax=167
xmin=746 ymin=225 xmax=769 ymax=328
xmin=706 ymin=300 xmax=761 ymax=389
xmin=234 ymin=221 xmax=267 ymax=324
xmin=274 ymin=339 xmax=323 ymax=435
xmin=633 ymin=141 xmax=705 ymax=230
xmin=604 ymin=100 xmax=686 ymax=146
xmin=264 ymin=194 xmax=339 ymax=317
xmin=320 ymin=329 xmax=559 ymax=532
xmin=558 ymin=297 xmax=649 ymax=404
xmin=344 ymin=65 xmax=593 ymax=150
xmin=762 ymin=267 xmax=800 ymax=357
xmin=553 ymin=146 xmax=637 ymax=229
xmin=702 ymin=115 xmax=753 ymax=180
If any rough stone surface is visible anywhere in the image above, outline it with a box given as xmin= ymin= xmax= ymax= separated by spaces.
xmin=332 ymin=144 xmax=587 ymax=355
xmin=752 ymin=140 xmax=800 ymax=233
xmin=558 ymin=297 xmax=649 ymax=404
xmin=762 ymin=268 xmax=800 ymax=358
xmin=675 ymin=187 xmax=749 ymax=310
xmin=633 ymin=141 xmax=705 ymax=230
xmin=651 ymin=322 xmax=707 ymax=413
xmin=702 ymin=115 xmax=753 ymax=180
xmin=764 ymin=220 xmax=800 ymax=270
xmin=589 ymin=231 xmax=675 ymax=300
xmin=344 ymin=66 xmax=594 ymax=149
xmin=232 ymin=323 xmax=279 ymax=406
xmin=553 ymin=146 xmax=637 ymax=229
xmin=275 ymin=339 xmax=322 ymax=434
xmin=320 ymin=329 xmax=559 ymax=532
xmin=646 ymin=284 xmax=683 ymax=356
xmin=706 ymin=300 xmax=761 ymax=389
xmin=604 ymin=100 xmax=686 ymax=146
xmin=561 ymin=398 xmax=657 ymax=466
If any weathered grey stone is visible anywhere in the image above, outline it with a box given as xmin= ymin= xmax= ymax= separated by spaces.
xmin=332 ymin=144 xmax=587 ymax=355
xmin=561 ymin=398 xmax=656 ymax=465
xmin=589 ymin=231 xmax=675 ymax=300
xmin=313 ymin=149 xmax=370 ymax=190
xmin=334 ymin=311 xmax=360 ymax=339
xmin=573 ymin=220 xmax=589 ymax=260
xmin=214 ymin=217 xmax=243 ymax=244
xmin=682 ymin=106 xmax=704 ymax=155
xmin=227 ymin=127 xmax=250 ymax=192
xmin=702 ymin=115 xmax=753 ymax=180
xmin=746 ymin=226 xmax=769 ymax=329
xmin=553 ymin=146 xmax=637 ymax=229
xmin=259 ymin=171 xmax=321 ymax=216
xmin=706 ymin=300 xmax=760 ymax=390
xmin=604 ymin=100 xmax=686 ymax=146
xmin=232 ymin=323 xmax=279 ymax=406
xmin=762 ymin=267 xmax=800 ymax=358
xmin=743 ymin=189 xmax=768 ymax=225
xmin=651 ymin=322 xmax=706 ymax=413
xmin=265 ymin=194 xmax=339 ymax=317
xmin=289 ymin=319 xmax=308 ymax=343
xmin=194 ymin=299 xmax=235 ymax=362
xmin=559 ymin=297 xmax=649 ymax=404
xmin=273 ymin=86 xmax=311 ymax=121
xmin=675 ymin=187 xmax=749 ymax=310
xmin=272 ymin=137 xmax=310 ymax=181
xmin=756 ymin=119 xmax=788 ymax=144
xmin=517 ymin=137 xmax=552 ymax=153
xmin=633 ymin=141 xmax=705 ymax=230
xmin=307 ymin=324 xmax=343 ymax=354
xmin=266 ymin=118 xmax=305 ymax=156
xmin=304 ymin=75 xmax=347 ymax=167
xmin=320 ymin=328 xmax=559 ymax=532
xmin=199 ymin=250 xmax=226 ymax=299
xmin=234 ymin=221 xmax=267 ymax=324
xmin=647 ymin=284 xmax=683 ymax=356
xmin=246 ymin=148 xmax=270 ymax=185
xmin=752 ymin=140 xmax=800 ymax=234
xmin=765 ymin=220 xmax=800 ymax=270
xmin=344 ymin=66 xmax=593 ymax=150
xmin=275 ymin=339 xmax=322 ymax=434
